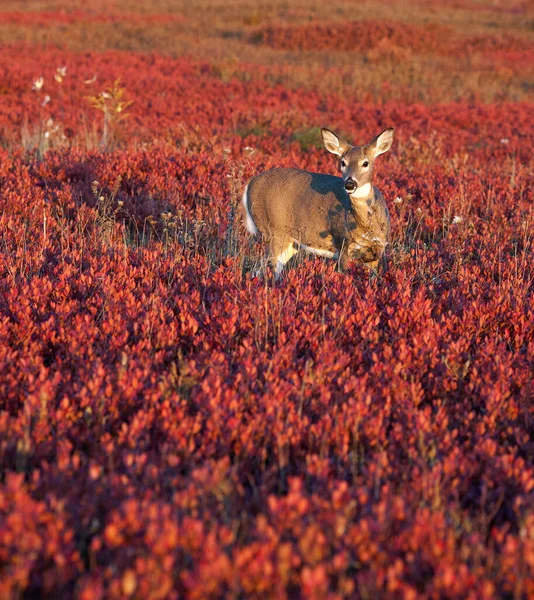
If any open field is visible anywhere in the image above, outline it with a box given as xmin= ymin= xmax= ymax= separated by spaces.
xmin=1 ymin=1 xmax=534 ymax=598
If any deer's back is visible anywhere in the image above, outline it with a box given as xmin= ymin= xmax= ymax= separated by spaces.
xmin=247 ymin=168 xmax=351 ymax=250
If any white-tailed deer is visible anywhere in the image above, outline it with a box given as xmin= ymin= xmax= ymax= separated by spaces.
xmin=243 ymin=127 xmax=394 ymax=277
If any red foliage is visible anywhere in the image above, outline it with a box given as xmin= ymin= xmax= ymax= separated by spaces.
xmin=254 ymin=20 xmax=449 ymax=54
xmin=253 ymin=20 xmax=534 ymax=67
xmin=0 ymin=8 xmax=534 ymax=599
xmin=0 ymin=10 xmax=185 ymax=26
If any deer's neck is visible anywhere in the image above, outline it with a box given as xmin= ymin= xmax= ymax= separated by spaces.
xmin=349 ymin=185 xmax=376 ymax=229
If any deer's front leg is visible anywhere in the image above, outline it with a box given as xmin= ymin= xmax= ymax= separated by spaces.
xmin=365 ymin=259 xmax=380 ymax=272
xmin=366 ymin=244 xmax=387 ymax=273
xmin=338 ymin=248 xmax=350 ymax=273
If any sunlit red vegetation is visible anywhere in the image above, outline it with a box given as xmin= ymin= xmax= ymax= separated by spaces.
xmin=0 ymin=0 xmax=533 ymax=598
xmin=415 ymin=0 xmax=529 ymax=13
xmin=0 ymin=11 xmax=185 ymax=26
xmin=255 ymin=20 xmax=448 ymax=54
xmin=253 ymin=20 xmax=534 ymax=70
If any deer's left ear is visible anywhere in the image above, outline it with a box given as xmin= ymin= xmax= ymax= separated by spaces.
xmin=369 ymin=127 xmax=395 ymax=157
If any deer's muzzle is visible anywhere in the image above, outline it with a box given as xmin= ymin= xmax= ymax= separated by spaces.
xmin=344 ymin=178 xmax=357 ymax=192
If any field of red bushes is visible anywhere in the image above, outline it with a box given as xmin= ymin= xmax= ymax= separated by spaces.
xmin=1 ymin=1 xmax=533 ymax=598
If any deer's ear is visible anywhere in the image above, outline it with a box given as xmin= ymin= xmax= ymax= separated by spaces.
xmin=369 ymin=127 xmax=395 ymax=157
xmin=321 ymin=129 xmax=350 ymax=157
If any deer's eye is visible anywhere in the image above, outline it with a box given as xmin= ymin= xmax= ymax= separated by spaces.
xmin=341 ymin=159 xmax=347 ymax=169
xmin=362 ymin=160 xmax=369 ymax=168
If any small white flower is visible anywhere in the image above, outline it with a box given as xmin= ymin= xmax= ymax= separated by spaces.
xmin=226 ymin=174 xmax=232 ymax=178
xmin=452 ymin=215 xmax=463 ymax=224
xmin=223 ymin=148 xmax=231 ymax=154
xmin=416 ymin=207 xmax=423 ymax=214
xmin=244 ymin=146 xmax=255 ymax=153
xmin=41 ymin=95 xmax=51 ymax=107
xmin=32 ymin=77 xmax=44 ymax=91
xmin=500 ymin=138 xmax=509 ymax=145
xmin=44 ymin=131 xmax=50 ymax=139
xmin=57 ymin=66 xmax=67 ymax=77
xmin=393 ymin=196 xmax=402 ymax=204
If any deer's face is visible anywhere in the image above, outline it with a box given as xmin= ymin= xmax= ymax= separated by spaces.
xmin=321 ymin=127 xmax=395 ymax=199
xmin=339 ymin=146 xmax=374 ymax=197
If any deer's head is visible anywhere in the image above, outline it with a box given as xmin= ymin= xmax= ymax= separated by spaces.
xmin=321 ymin=128 xmax=395 ymax=199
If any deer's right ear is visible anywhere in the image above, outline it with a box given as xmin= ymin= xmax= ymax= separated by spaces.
xmin=321 ymin=129 xmax=349 ymax=157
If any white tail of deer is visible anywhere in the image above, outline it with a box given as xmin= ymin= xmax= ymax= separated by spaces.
xmin=243 ymin=127 xmax=394 ymax=277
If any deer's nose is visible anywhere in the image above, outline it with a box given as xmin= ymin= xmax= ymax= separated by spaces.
xmin=344 ymin=178 xmax=357 ymax=192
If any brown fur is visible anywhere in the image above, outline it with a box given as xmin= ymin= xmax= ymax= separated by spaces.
xmin=244 ymin=128 xmax=394 ymax=276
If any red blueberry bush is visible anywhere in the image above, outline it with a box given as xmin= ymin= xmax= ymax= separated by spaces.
xmin=0 ymin=2 xmax=533 ymax=598
xmin=252 ymin=20 xmax=534 ymax=67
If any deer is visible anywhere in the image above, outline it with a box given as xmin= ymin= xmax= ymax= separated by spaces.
xmin=242 ymin=127 xmax=395 ymax=278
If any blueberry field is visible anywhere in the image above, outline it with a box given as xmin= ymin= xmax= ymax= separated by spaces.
xmin=0 ymin=1 xmax=533 ymax=598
